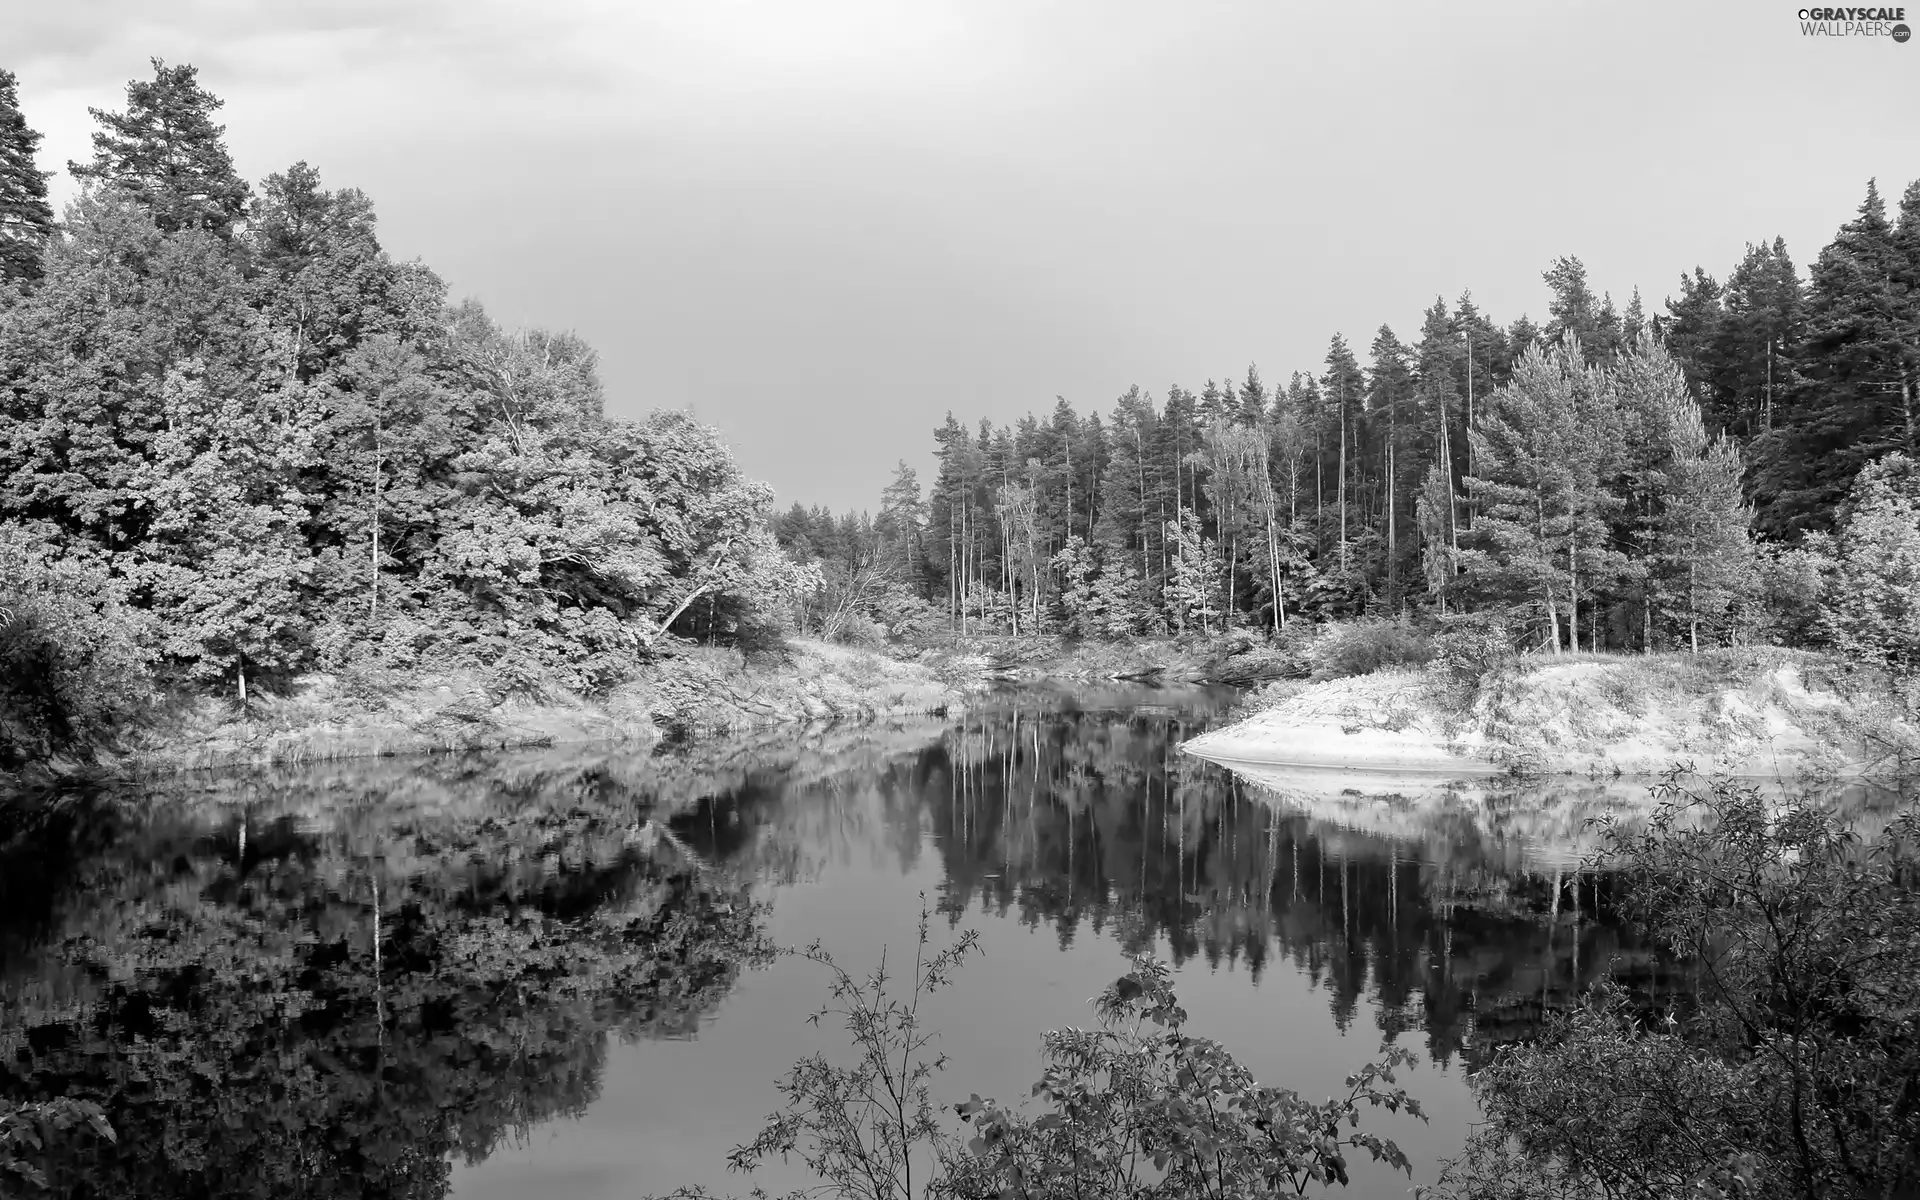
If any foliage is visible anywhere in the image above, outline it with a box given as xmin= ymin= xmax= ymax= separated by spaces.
xmin=1 ymin=1099 xmax=116 ymax=1191
xmin=1426 ymin=611 xmax=1516 ymax=712
xmin=0 ymin=61 xmax=821 ymax=758
xmin=1813 ymin=453 xmax=1920 ymax=699
xmin=1749 ymin=181 xmax=1919 ymax=539
xmin=0 ymin=778 xmax=777 ymax=1197
xmin=782 ymin=177 xmax=1920 ymax=674
xmin=67 ymin=57 xmax=251 ymax=235
xmin=686 ymin=899 xmax=1422 ymax=1200
xmin=0 ymin=524 xmax=154 ymax=766
xmin=1308 ymin=616 xmax=1432 ymax=681
xmin=723 ymin=900 xmax=981 ymax=1200
xmin=1751 ymin=541 xmax=1830 ymax=649
xmin=951 ymin=956 xmax=1425 ymax=1200
xmin=1425 ymin=987 xmax=1768 ymax=1200
xmin=1428 ymin=612 xmax=1514 ymax=686
xmin=1433 ymin=776 xmax=1920 ymax=1200
xmin=1165 ymin=506 xmax=1224 ymax=635
xmin=0 ymin=68 xmax=55 ymax=283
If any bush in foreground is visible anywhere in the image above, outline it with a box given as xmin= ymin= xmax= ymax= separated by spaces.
xmin=1430 ymin=776 xmax=1920 ymax=1200
xmin=663 ymin=901 xmax=1423 ymax=1200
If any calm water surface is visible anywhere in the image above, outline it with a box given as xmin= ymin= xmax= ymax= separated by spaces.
xmin=3 ymin=688 xmax=1705 ymax=1199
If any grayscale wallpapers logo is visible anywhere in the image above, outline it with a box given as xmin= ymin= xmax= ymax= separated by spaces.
xmin=1798 ymin=6 xmax=1910 ymax=36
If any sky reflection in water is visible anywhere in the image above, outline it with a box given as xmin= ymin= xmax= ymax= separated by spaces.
xmin=1 ymin=689 xmax=1717 ymax=1200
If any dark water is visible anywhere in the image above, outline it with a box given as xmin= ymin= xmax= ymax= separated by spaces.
xmin=2 ymin=688 xmax=1702 ymax=1199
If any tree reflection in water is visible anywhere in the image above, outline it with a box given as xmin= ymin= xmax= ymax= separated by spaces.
xmin=0 ymin=758 xmax=774 ymax=1199
xmin=669 ymin=692 xmax=1713 ymax=1071
xmin=5 ymin=691 xmax=1860 ymax=1197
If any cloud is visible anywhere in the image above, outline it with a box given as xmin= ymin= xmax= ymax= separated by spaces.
xmin=8 ymin=0 xmax=1919 ymax=511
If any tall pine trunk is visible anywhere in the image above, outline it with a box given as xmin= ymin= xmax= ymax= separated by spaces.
xmin=1386 ymin=441 xmax=1397 ymax=610
xmin=1568 ymin=538 xmax=1579 ymax=653
xmin=1538 ymin=493 xmax=1561 ymax=653
xmin=1338 ymin=392 xmax=1348 ymax=574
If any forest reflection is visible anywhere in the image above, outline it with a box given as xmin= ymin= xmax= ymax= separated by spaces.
xmin=0 ymin=755 xmax=776 ymax=1200
xmin=670 ymin=693 xmax=1695 ymax=1070
xmin=0 ymin=691 xmax=1756 ymax=1198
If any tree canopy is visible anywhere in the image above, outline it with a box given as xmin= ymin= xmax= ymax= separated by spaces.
xmin=0 ymin=59 xmax=815 ymax=764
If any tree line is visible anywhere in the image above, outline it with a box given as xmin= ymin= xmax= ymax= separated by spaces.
xmin=0 ymin=61 xmax=816 ymax=764
xmin=780 ymin=181 xmax=1920 ymax=657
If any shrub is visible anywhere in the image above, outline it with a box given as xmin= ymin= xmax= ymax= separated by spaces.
xmin=1429 ymin=612 xmax=1516 ymax=689
xmin=1308 ymin=616 xmax=1432 ymax=681
xmin=688 ymin=899 xmax=1423 ymax=1200
xmin=1751 ymin=542 xmax=1829 ymax=649
xmin=1267 ymin=622 xmax=1324 ymax=678
xmin=1433 ymin=777 xmax=1920 ymax=1200
xmin=952 ymin=958 xmax=1424 ymax=1199
xmin=732 ymin=618 xmax=793 ymax=667
xmin=832 ymin=613 xmax=887 ymax=650
xmin=0 ymin=527 xmax=155 ymax=768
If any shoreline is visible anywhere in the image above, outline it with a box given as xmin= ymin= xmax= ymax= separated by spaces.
xmin=1180 ymin=651 xmax=1918 ymax=783
xmin=6 ymin=631 xmax=1269 ymax=795
xmin=3 ymin=638 xmax=978 ymax=793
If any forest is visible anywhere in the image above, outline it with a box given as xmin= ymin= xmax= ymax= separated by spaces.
xmin=6 ymin=58 xmax=1920 ymax=771
xmin=0 ymin=62 xmax=818 ymax=767
xmin=3 ymin=53 xmax=1919 ymax=1200
xmin=779 ymin=184 xmax=1920 ymax=666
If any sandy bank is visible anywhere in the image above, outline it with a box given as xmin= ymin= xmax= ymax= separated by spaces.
xmin=110 ymin=638 xmax=969 ymax=777
xmin=1182 ymin=652 xmax=1910 ymax=779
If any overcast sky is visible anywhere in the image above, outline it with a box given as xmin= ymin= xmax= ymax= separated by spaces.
xmin=10 ymin=1 xmax=1919 ymax=510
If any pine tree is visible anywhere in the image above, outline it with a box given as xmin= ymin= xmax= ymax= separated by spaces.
xmin=1043 ymin=397 xmax=1080 ymax=552
xmin=70 ymin=58 xmax=252 ymax=236
xmin=1414 ymin=299 xmax=1464 ymax=525
xmin=0 ymin=69 xmax=55 ymax=283
xmin=1159 ymin=384 xmax=1199 ymax=531
xmin=1613 ymin=333 xmax=1691 ymax=650
xmin=1101 ymin=386 xmax=1159 ymax=608
xmin=1415 ymin=462 xmax=1453 ymax=613
xmin=1237 ymin=364 xmax=1267 ymax=425
xmin=1718 ymin=238 xmax=1804 ymax=438
xmin=1367 ymin=325 xmax=1414 ymax=606
xmin=1622 ymin=287 xmax=1647 ymax=343
xmin=1508 ymin=314 xmax=1541 ymax=357
xmin=1322 ymin=335 xmax=1366 ymax=576
xmin=1542 ymin=257 xmax=1612 ymax=361
xmin=1757 ymin=180 xmax=1913 ymax=538
xmin=250 ymin=162 xmax=396 ymax=383
xmin=1658 ymin=426 xmax=1754 ymax=653
xmin=1461 ymin=337 xmax=1622 ymax=650
xmin=877 ymin=460 xmax=924 ymax=580
xmin=1657 ymin=267 xmax=1724 ymax=411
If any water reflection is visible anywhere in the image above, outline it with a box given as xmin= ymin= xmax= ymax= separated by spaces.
xmin=3 ymin=691 xmax=1837 ymax=1198
xmin=670 ymin=696 xmax=1692 ymax=1070
xmin=0 ymin=760 xmax=774 ymax=1199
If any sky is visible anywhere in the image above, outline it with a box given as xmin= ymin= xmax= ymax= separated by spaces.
xmin=9 ymin=0 xmax=1920 ymax=511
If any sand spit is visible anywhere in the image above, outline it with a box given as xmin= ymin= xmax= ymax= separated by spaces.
xmin=1183 ymin=654 xmax=1903 ymax=780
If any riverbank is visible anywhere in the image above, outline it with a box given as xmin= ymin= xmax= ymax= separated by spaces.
xmin=47 ymin=639 xmax=970 ymax=783
xmin=904 ymin=630 xmax=1294 ymax=687
xmin=1182 ymin=648 xmax=1920 ymax=780
xmin=2 ymin=629 xmax=1267 ymax=795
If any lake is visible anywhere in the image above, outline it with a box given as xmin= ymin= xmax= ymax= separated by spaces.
xmin=1 ymin=687 xmax=1702 ymax=1199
